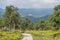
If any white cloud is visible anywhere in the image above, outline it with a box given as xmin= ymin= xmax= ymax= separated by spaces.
xmin=43 ymin=0 xmax=56 ymax=3
xmin=32 ymin=4 xmax=40 ymax=8
xmin=28 ymin=14 xmax=32 ymax=16
xmin=0 ymin=0 xmax=60 ymax=8
xmin=30 ymin=0 xmax=37 ymax=2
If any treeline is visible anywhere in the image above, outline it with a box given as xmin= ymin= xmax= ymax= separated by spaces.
xmin=0 ymin=5 xmax=60 ymax=30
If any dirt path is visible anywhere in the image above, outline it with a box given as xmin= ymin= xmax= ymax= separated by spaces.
xmin=22 ymin=33 xmax=33 ymax=40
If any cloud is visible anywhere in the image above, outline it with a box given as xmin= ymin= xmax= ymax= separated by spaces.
xmin=43 ymin=0 xmax=56 ymax=3
xmin=0 ymin=0 xmax=60 ymax=8
xmin=28 ymin=14 xmax=32 ymax=16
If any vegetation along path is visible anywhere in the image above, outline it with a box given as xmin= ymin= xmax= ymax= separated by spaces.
xmin=22 ymin=33 xmax=33 ymax=40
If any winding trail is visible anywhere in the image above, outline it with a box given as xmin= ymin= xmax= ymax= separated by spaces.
xmin=22 ymin=33 xmax=33 ymax=40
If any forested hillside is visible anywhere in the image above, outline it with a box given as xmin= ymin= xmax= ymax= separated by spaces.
xmin=0 ymin=5 xmax=60 ymax=30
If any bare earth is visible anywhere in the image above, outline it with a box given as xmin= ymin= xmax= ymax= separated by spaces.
xmin=22 ymin=33 xmax=33 ymax=40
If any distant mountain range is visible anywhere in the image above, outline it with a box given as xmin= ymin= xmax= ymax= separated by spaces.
xmin=19 ymin=8 xmax=53 ymax=17
xmin=0 ymin=8 xmax=53 ymax=23
xmin=22 ymin=16 xmax=48 ymax=23
xmin=0 ymin=8 xmax=4 ymax=17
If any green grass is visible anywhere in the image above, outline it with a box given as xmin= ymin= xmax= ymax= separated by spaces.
xmin=25 ymin=30 xmax=60 ymax=40
xmin=1 ymin=30 xmax=60 ymax=40
xmin=0 ymin=30 xmax=22 ymax=40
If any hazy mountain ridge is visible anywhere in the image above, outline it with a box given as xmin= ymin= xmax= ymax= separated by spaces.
xmin=19 ymin=8 xmax=53 ymax=17
xmin=0 ymin=8 xmax=4 ymax=17
xmin=22 ymin=15 xmax=48 ymax=23
xmin=0 ymin=8 xmax=53 ymax=23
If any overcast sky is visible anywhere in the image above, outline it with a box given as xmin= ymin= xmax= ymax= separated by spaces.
xmin=0 ymin=0 xmax=60 ymax=9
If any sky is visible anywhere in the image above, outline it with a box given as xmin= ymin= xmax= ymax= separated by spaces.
xmin=0 ymin=0 xmax=60 ymax=9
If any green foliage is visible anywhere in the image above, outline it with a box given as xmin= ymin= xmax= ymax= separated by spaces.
xmin=21 ymin=18 xmax=33 ymax=30
xmin=38 ymin=19 xmax=47 ymax=30
xmin=33 ymin=23 xmax=39 ymax=30
xmin=0 ymin=19 xmax=3 ymax=29
xmin=48 ymin=5 xmax=60 ymax=30
xmin=54 ymin=5 xmax=60 ymax=11
xmin=2 ymin=5 xmax=21 ymax=30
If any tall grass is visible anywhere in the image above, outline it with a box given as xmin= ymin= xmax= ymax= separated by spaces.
xmin=25 ymin=30 xmax=60 ymax=40
xmin=0 ymin=30 xmax=22 ymax=40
